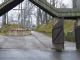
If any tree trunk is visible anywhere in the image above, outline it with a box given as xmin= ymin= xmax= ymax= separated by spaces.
xmin=2 ymin=0 xmax=7 ymax=26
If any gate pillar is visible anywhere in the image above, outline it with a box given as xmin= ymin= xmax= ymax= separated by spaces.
xmin=75 ymin=18 xmax=80 ymax=51
xmin=52 ymin=17 xmax=64 ymax=51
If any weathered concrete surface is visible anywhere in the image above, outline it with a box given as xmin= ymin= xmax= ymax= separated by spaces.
xmin=0 ymin=31 xmax=78 ymax=60
xmin=32 ymin=31 xmax=76 ymax=51
xmin=0 ymin=31 xmax=76 ymax=51
xmin=0 ymin=31 xmax=52 ymax=50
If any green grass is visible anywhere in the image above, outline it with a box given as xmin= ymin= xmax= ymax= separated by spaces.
xmin=39 ymin=32 xmax=52 ymax=37
xmin=36 ymin=21 xmax=53 ymax=33
xmin=43 ymin=32 xmax=52 ymax=37
xmin=64 ymin=20 xmax=74 ymax=35
xmin=0 ymin=24 xmax=11 ymax=35
xmin=36 ymin=20 xmax=74 ymax=35
xmin=0 ymin=24 xmax=21 ymax=35
xmin=36 ymin=20 xmax=75 ymax=42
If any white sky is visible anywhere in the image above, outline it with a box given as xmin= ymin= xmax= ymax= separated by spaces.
xmin=47 ymin=0 xmax=72 ymax=8
xmin=63 ymin=0 xmax=72 ymax=8
xmin=0 ymin=0 xmax=3 ymax=3
xmin=0 ymin=0 xmax=72 ymax=25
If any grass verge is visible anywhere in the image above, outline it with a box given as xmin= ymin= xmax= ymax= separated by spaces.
xmin=35 ymin=20 xmax=75 ymax=42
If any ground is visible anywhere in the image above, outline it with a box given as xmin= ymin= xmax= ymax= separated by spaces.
xmin=0 ymin=31 xmax=79 ymax=60
xmin=0 ymin=31 xmax=52 ymax=49
xmin=0 ymin=31 xmax=76 ymax=50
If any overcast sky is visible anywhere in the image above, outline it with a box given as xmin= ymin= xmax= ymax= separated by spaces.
xmin=0 ymin=0 xmax=72 ymax=22
xmin=63 ymin=0 xmax=72 ymax=8
xmin=0 ymin=0 xmax=73 ymax=8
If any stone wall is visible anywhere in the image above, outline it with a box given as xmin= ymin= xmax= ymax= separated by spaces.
xmin=8 ymin=29 xmax=31 ymax=36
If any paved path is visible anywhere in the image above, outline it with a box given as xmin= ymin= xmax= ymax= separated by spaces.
xmin=0 ymin=31 xmax=53 ymax=50
xmin=0 ymin=31 xmax=79 ymax=60
xmin=0 ymin=49 xmax=79 ymax=60
xmin=32 ymin=31 xmax=76 ymax=50
xmin=0 ymin=49 xmax=80 ymax=60
xmin=0 ymin=31 xmax=76 ymax=50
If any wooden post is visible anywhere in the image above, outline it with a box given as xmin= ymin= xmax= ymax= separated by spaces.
xmin=52 ymin=17 xmax=64 ymax=52
xmin=75 ymin=18 xmax=80 ymax=51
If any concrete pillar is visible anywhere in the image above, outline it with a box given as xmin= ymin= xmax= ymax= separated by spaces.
xmin=75 ymin=18 xmax=80 ymax=51
xmin=52 ymin=17 xmax=64 ymax=52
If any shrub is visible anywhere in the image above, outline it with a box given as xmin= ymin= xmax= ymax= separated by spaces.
xmin=65 ymin=32 xmax=75 ymax=42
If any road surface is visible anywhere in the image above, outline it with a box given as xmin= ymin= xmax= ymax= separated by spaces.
xmin=0 ymin=31 xmax=79 ymax=60
xmin=0 ymin=31 xmax=76 ymax=50
xmin=0 ymin=31 xmax=53 ymax=50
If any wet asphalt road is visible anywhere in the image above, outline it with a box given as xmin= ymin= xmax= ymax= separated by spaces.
xmin=0 ymin=31 xmax=53 ymax=49
xmin=0 ymin=31 xmax=79 ymax=60
xmin=0 ymin=49 xmax=80 ymax=60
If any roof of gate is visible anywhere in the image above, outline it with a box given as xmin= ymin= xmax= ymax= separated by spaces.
xmin=0 ymin=0 xmax=80 ymax=19
xmin=0 ymin=0 xmax=24 ymax=16
xmin=29 ymin=0 xmax=80 ymax=18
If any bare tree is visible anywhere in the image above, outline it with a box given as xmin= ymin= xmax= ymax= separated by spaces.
xmin=2 ymin=0 xmax=7 ymax=26
xmin=22 ymin=0 xmax=34 ymax=28
xmin=37 ymin=8 xmax=43 ymax=25
xmin=55 ymin=0 xmax=67 ymax=8
xmin=73 ymin=0 xmax=77 ymax=8
xmin=36 ymin=0 xmax=55 ymax=25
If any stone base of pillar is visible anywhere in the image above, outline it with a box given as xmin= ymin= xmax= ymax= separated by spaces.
xmin=53 ymin=44 xmax=64 ymax=52
xmin=76 ymin=44 xmax=80 ymax=51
